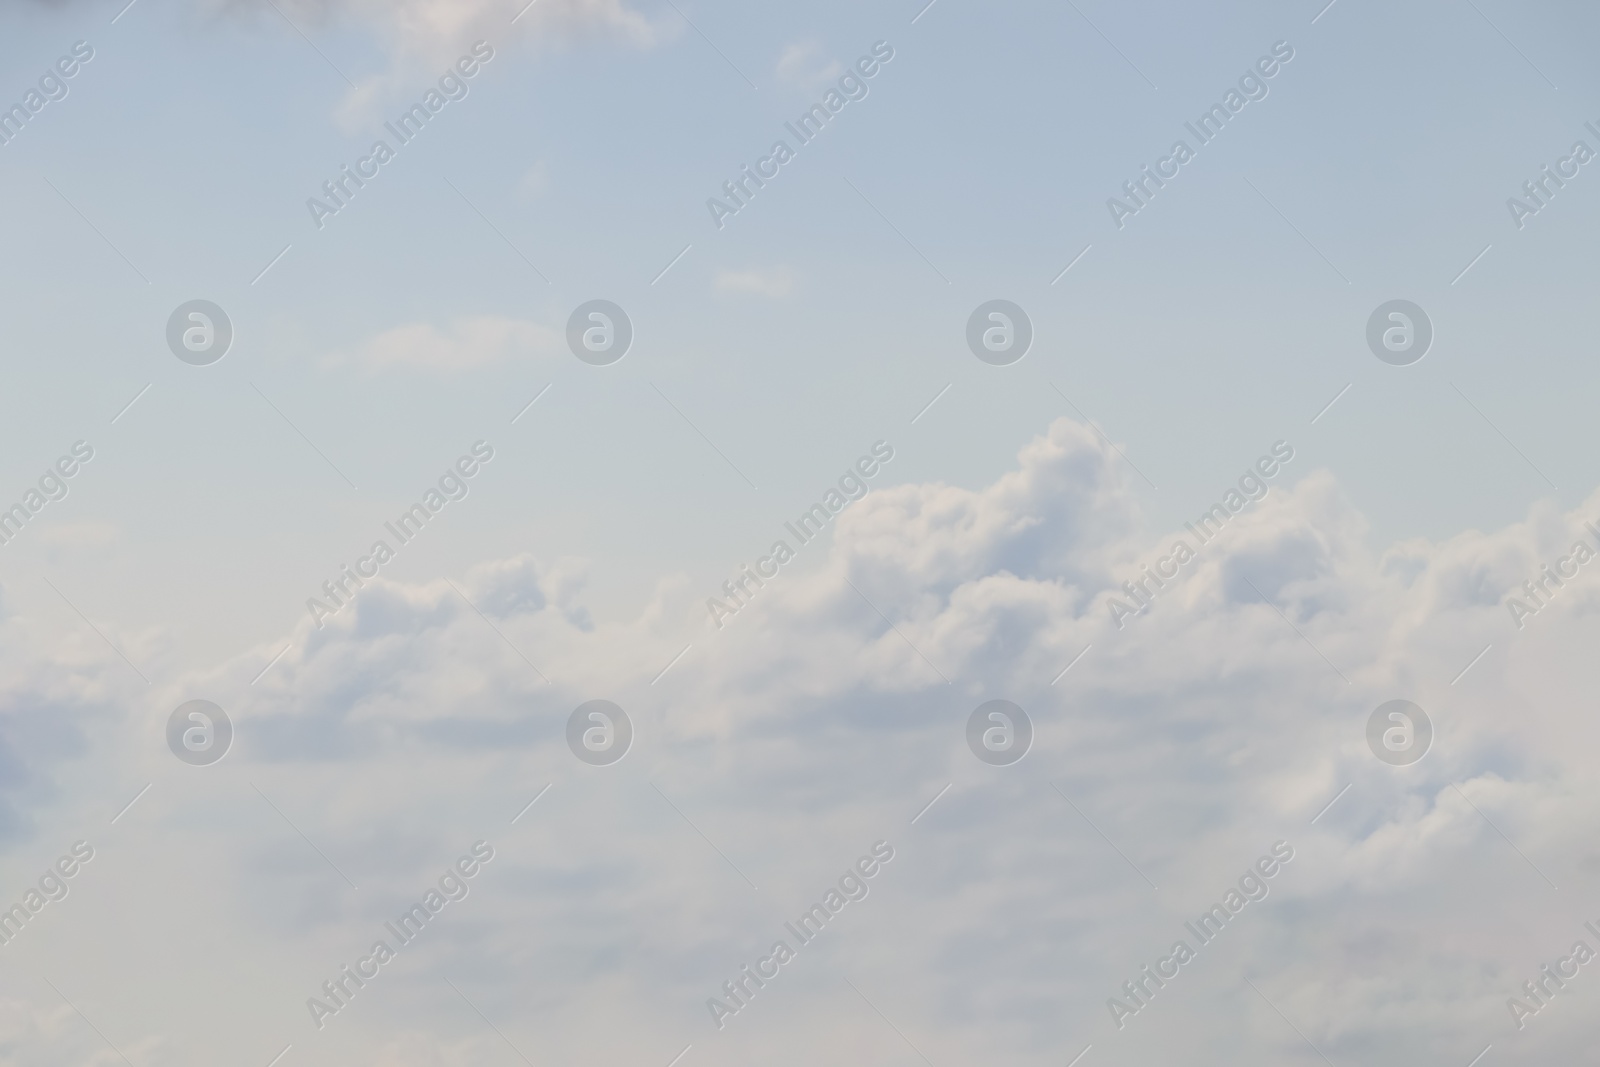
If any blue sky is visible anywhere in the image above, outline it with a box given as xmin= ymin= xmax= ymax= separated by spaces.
xmin=3 ymin=1 xmax=1600 ymax=1065
xmin=1 ymin=0 xmax=1596 ymax=672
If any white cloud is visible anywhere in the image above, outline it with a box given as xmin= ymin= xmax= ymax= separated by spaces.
xmin=202 ymin=0 xmax=666 ymax=127
xmin=325 ymin=315 xmax=561 ymax=372
xmin=7 ymin=417 xmax=1600 ymax=1062
xmin=775 ymin=40 xmax=842 ymax=89
xmin=712 ymin=267 xmax=795 ymax=298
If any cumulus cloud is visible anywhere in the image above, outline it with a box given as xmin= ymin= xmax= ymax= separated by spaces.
xmin=324 ymin=315 xmax=561 ymax=372
xmin=6 ymin=416 xmax=1600 ymax=1063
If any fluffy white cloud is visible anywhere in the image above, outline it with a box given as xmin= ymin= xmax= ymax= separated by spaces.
xmin=5 ymin=417 xmax=1600 ymax=1064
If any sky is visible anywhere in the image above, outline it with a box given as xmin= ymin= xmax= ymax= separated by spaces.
xmin=1 ymin=0 xmax=1599 ymax=1064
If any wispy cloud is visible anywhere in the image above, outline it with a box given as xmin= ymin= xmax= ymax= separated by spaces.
xmin=325 ymin=315 xmax=561 ymax=373
xmin=713 ymin=266 xmax=795 ymax=298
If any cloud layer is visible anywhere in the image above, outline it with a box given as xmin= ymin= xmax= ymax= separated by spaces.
xmin=4 ymin=417 xmax=1600 ymax=1065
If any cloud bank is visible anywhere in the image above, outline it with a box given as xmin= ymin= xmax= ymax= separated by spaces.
xmin=4 ymin=417 xmax=1600 ymax=1065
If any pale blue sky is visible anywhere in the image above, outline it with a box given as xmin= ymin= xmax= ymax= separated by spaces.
xmin=0 ymin=0 xmax=1595 ymax=670
xmin=2 ymin=4 xmax=1600 ymax=1065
